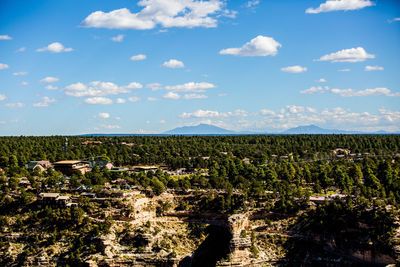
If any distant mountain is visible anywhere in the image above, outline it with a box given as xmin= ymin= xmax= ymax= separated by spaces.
xmin=281 ymin=125 xmax=360 ymax=134
xmin=163 ymin=124 xmax=235 ymax=135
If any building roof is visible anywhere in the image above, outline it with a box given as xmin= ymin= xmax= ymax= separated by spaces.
xmin=40 ymin=193 xmax=60 ymax=198
xmin=54 ymin=160 xmax=83 ymax=164
xmin=56 ymin=196 xmax=70 ymax=200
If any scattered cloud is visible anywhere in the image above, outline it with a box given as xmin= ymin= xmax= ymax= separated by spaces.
xmin=0 ymin=94 xmax=7 ymax=101
xmin=331 ymin=87 xmax=400 ymax=97
xmin=317 ymin=47 xmax=374 ymax=62
xmin=128 ymin=96 xmax=140 ymax=102
xmin=97 ymin=112 xmax=110 ymax=119
xmin=45 ymin=85 xmax=58 ymax=90
xmin=220 ymin=35 xmax=281 ymax=56
xmin=300 ymin=86 xmax=329 ymax=94
xmin=180 ymin=109 xmax=248 ymax=119
xmin=5 ymin=102 xmax=25 ymax=108
xmin=162 ymin=59 xmax=184 ymax=68
xmin=16 ymin=47 xmax=26 ymax=52
xmin=81 ymin=1 xmax=231 ymax=30
xmin=21 ymin=81 xmax=29 ymax=86
xmin=365 ymin=65 xmax=383 ymax=71
xmin=338 ymin=68 xmax=351 ymax=72
xmin=125 ymin=82 xmax=143 ymax=89
xmin=179 ymin=106 xmax=400 ymax=132
xmin=165 ymin=82 xmax=215 ymax=92
xmin=147 ymin=97 xmax=158 ymax=101
xmin=316 ymin=78 xmax=327 ymax=82
xmin=146 ymin=83 xmax=162 ymax=90
xmin=37 ymin=42 xmax=73 ymax=53
xmin=218 ymin=93 xmax=227 ymax=97
xmin=111 ymin=34 xmax=124 ymax=42
xmin=163 ymin=92 xmax=180 ymax=99
xmin=40 ymin=76 xmax=59 ymax=83
xmin=65 ymin=81 xmax=139 ymax=97
xmin=281 ymin=65 xmax=307 ymax=73
xmin=13 ymin=72 xmax=28 ymax=76
xmin=85 ymin=97 xmax=113 ymax=104
xmin=160 ymin=120 xmax=166 ymax=124
xmin=183 ymin=94 xmax=207 ymax=99
xmin=306 ymin=0 xmax=374 ymax=14
xmin=130 ymin=54 xmax=147 ymax=61
xmin=0 ymin=63 xmax=9 ymax=70
xmin=116 ymin=98 xmax=126 ymax=104
xmin=246 ymin=0 xmax=260 ymax=8
xmin=101 ymin=124 xmax=120 ymax=129
xmin=0 ymin=35 xmax=12 ymax=40
xmin=33 ymin=96 xmax=56 ymax=107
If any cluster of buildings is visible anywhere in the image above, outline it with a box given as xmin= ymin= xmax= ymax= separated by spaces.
xmin=26 ymin=159 xmax=114 ymax=176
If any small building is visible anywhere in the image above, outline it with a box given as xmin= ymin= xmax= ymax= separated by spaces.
xmin=26 ymin=161 xmax=52 ymax=171
xmin=81 ymin=140 xmax=102 ymax=146
xmin=37 ymin=193 xmax=72 ymax=207
xmin=53 ymin=160 xmax=90 ymax=175
xmin=90 ymin=160 xmax=114 ymax=170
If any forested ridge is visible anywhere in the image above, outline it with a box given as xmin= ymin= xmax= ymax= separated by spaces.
xmin=0 ymin=135 xmax=399 ymax=266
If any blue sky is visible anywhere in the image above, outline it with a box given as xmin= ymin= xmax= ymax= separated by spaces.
xmin=0 ymin=0 xmax=399 ymax=135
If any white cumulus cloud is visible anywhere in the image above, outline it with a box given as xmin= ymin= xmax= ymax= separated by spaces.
xmin=116 ymin=98 xmax=126 ymax=104
xmin=98 ymin=112 xmax=110 ymax=119
xmin=0 ymin=35 xmax=12 ymax=40
xmin=317 ymin=47 xmax=374 ymax=63
xmin=246 ymin=0 xmax=260 ymax=8
xmin=0 ymin=63 xmax=9 ymax=70
xmin=306 ymin=0 xmax=374 ymax=14
xmin=0 ymin=94 xmax=7 ymax=101
xmin=281 ymin=65 xmax=307 ymax=73
xmin=37 ymin=42 xmax=73 ymax=53
xmin=130 ymin=54 xmax=147 ymax=61
xmin=5 ymin=102 xmax=25 ymax=108
xmin=331 ymin=87 xmax=400 ymax=97
xmin=101 ymin=124 xmax=120 ymax=129
xmin=163 ymin=92 xmax=180 ymax=99
xmin=146 ymin=83 xmax=162 ymax=90
xmin=40 ymin=76 xmax=59 ymax=83
xmin=165 ymin=82 xmax=215 ymax=92
xmin=128 ymin=96 xmax=140 ymax=102
xmin=220 ymin=35 xmax=281 ymax=57
xmin=184 ymin=94 xmax=208 ymax=99
xmin=365 ymin=65 xmax=383 ymax=71
xmin=162 ymin=59 xmax=184 ymax=68
xmin=33 ymin=96 xmax=56 ymax=107
xmin=111 ymin=34 xmax=124 ymax=42
xmin=316 ymin=78 xmax=327 ymax=82
xmin=81 ymin=0 xmax=231 ymax=30
xmin=45 ymin=85 xmax=58 ymax=90
xmin=300 ymin=86 xmax=329 ymax=94
xmin=13 ymin=72 xmax=28 ymax=76
xmin=65 ymin=81 xmax=140 ymax=97
xmin=85 ymin=97 xmax=113 ymax=104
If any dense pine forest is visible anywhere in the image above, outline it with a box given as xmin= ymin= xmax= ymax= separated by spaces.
xmin=0 ymin=135 xmax=399 ymax=266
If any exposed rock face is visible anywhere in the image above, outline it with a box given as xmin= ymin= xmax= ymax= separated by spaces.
xmin=227 ymin=213 xmax=249 ymax=236
xmin=226 ymin=213 xmax=252 ymax=264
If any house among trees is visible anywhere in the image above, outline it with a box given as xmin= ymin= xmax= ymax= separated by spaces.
xmin=81 ymin=140 xmax=102 ymax=146
xmin=26 ymin=161 xmax=52 ymax=172
xmin=53 ymin=160 xmax=90 ymax=175
xmin=37 ymin=193 xmax=72 ymax=207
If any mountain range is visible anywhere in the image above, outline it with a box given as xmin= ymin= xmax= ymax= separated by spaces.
xmin=79 ymin=124 xmax=395 ymax=136
xmin=162 ymin=124 xmax=391 ymax=135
